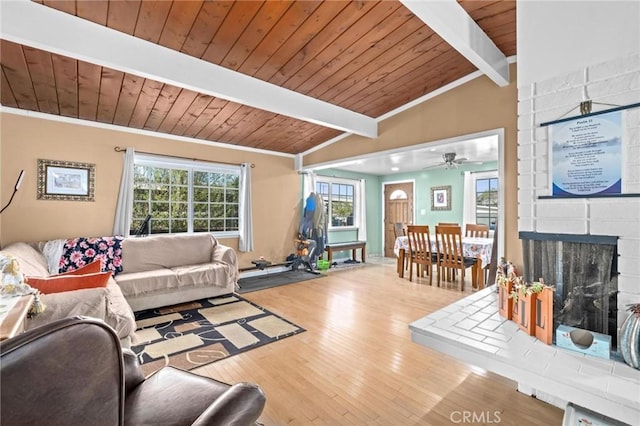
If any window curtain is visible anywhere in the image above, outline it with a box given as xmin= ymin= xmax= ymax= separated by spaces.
xmin=112 ymin=148 xmax=135 ymax=236
xmin=302 ymin=171 xmax=317 ymax=202
xmin=462 ymin=171 xmax=475 ymax=229
xmin=357 ymin=179 xmax=367 ymax=241
xmin=238 ymin=163 xmax=254 ymax=252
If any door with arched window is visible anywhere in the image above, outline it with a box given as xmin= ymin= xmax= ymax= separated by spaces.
xmin=384 ymin=182 xmax=414 ymax=257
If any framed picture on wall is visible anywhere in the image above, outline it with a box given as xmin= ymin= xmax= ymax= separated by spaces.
xmin=37 ymin=159 xmax=95 ymax=201
xmin=431 ymin=185 xmax=451 ymax=211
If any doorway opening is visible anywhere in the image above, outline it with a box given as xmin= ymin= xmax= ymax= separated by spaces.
xmin=383 ymin=181 xmax=415 ymax=257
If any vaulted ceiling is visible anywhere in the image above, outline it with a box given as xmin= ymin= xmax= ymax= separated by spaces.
xmin=0 ymin=1 xmax=516 ymax=156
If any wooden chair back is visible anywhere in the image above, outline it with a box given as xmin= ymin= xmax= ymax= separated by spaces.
xmin=435 ymin=225 xmax=476 ymax=291
xmin=486 ymin=224 xmax=499 ymax=286
xmin=393 ymin=223 xmax=405 ymax=239
xmin=465 ymin=223 xmax=490 ymax=238
xmin=436 ymin=225 xmax=463 ymax=265
xmin=406 ymin=225 xmax=435 ymax=284
xmin=438 ymin=222 xmax=459 ymax=227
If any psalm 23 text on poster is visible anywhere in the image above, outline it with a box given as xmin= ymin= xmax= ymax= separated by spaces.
xmin=549 ymin=110 xmax=622 ymax=196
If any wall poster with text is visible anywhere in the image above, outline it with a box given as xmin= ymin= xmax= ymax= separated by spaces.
xmin=549 ymin=110 xmax=622 ymax=196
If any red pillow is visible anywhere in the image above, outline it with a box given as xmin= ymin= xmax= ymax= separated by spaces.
xmin=59 ymin=260 xmax=102 ymax=276
xmin=27 ymin=271 xmax=111 ymax=295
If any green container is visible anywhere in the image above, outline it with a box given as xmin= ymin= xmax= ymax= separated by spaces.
xmin=317 ymin=260 xmax=330 ymax=270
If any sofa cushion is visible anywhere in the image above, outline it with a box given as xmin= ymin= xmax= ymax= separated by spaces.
xmin=171 ymin=264 xmax=231 ymax=288
xmin=121 ymin=234 xmax=217 ymax=274
xmin=27 ymin=271 xmax=111 ymax=294
xmin=26 ymin=281 xmax=136 ymax=342
xmin=114 ymin=268 xmax=180 ymax=297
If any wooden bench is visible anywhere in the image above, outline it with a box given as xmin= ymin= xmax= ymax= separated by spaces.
xmin=323 ymin=241 xmax=366 ymax=266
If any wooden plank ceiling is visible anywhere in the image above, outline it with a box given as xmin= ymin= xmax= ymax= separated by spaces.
xmin=0 ymin=0 xmax=515 ymax=155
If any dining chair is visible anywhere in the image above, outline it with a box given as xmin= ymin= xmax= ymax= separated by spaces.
xmin=393 ymin=223 xmax=408 ymax=271
xmin=465 ymin=223 xmax=491 ymax=283
xmin=435 ymin=225 xmax=477 ymax=291
xmin=465 ymin=223 xmax=490 ymax=238
xmin=436 ymin=223 xmax=461 ymax=278
xmin=406 ymin=225 xmax=437 ymax=285
xmin=393 ymin=222 xmax=405 ymax=239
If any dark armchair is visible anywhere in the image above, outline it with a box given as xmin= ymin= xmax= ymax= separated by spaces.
xmin=0 ymin=316 xmax=266 ymax=426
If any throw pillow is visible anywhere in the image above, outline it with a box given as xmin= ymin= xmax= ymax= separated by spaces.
xmin=27 ymin=271 xmax=111 ymax=295
xmin=59 ymin=236 xmax=124 ymax=276
xmin=58 ymin=259 xmax=102 ymax=276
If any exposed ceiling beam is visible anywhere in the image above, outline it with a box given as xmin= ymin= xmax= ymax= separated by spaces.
xmin=0 ymin=0 xmax=378 ymax=138
xmin=400 ymin=0 xmax=510 ymax=87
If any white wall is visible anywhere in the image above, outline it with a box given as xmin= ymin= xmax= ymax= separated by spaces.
xmin=517 ymin=1 xmax=640 ymax=328
xmin=517 ymin=0 xmax=640 ymax=87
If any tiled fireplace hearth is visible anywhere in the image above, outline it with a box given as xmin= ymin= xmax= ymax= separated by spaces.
xmin=409 ymin=287 xmax=640 ymax=424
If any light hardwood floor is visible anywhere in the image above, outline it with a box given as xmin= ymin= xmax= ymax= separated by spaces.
xmin=195 ymin=259 xmax=563 ymax=425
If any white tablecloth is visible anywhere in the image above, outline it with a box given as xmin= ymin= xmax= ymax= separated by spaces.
xmin=394 ymin=236 xmax=493 ymax=268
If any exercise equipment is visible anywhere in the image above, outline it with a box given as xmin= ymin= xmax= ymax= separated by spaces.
xmin=290 ymin=235 xmax=319 ymax=274
xmin=239 ymin=192 xmax=325 ymax=275
xmin=238 ymin=237 xmax=319 ymax=275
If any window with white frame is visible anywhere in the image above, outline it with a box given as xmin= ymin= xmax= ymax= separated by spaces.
xmin=131 ymin=155 xmax=240 ymax=236
xmin=316 ymin=177 xmax=358 ymax=228
xmin=474 ymin=174 xmax=498 ymax=230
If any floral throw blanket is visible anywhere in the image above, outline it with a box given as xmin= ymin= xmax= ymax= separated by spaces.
xmin=59 ymin=236 xmax=124 ymax=276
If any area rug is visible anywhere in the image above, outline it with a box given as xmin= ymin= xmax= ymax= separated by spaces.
xmin=131 ymin=294 xmax=305 ymax=375
xmin=237 ymin=269 xmax=325 ymax=294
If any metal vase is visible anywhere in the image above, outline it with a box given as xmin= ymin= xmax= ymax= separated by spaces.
xmin=619 ymin=307 xmax=640 ymax=369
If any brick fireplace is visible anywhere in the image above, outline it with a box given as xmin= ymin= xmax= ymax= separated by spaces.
xmin=519 ymin=231 xmax=619 ymax=350
xmin=508 ymin=48 xmax=639 ymax=423
xmin=517 ymin=52 xmax=640 ymax=339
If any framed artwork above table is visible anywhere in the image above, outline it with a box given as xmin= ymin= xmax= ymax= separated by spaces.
xmin=431 ymin=185 xmax=451 ymax=211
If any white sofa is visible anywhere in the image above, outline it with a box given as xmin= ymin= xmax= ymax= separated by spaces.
xmin=115 ymin=233 xmax=238 ymax=312
xmin=0 ymin=242 xmax=136 ymax=345
xmin=0 ymin=233 xmax=238 ymax=345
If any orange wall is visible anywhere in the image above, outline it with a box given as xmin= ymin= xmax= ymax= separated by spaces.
xmin=1 ymin=62 xmax=521 ymax=266
xmin=0 ymin=114 xmax=301 ymax=267
xmin=305 ymin=63 xmax=521 ymax=264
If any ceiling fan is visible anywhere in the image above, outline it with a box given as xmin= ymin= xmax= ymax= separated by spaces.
xmin=423 ymin=152 xmax=469 ymax=169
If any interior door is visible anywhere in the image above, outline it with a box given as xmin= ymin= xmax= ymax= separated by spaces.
xmin=384 ymin=182 xmax=414 ymax=257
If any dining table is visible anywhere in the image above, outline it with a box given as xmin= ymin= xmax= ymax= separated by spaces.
xmin=394 ymin=235 xmax=494 ymax=288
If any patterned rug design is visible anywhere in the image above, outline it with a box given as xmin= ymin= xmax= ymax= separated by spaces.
xmin=131 ymin=294 xmax=304 ymax=375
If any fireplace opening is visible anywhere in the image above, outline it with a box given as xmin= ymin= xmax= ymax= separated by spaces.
xmin=520 ymin=232 xmax=618 ymax=349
